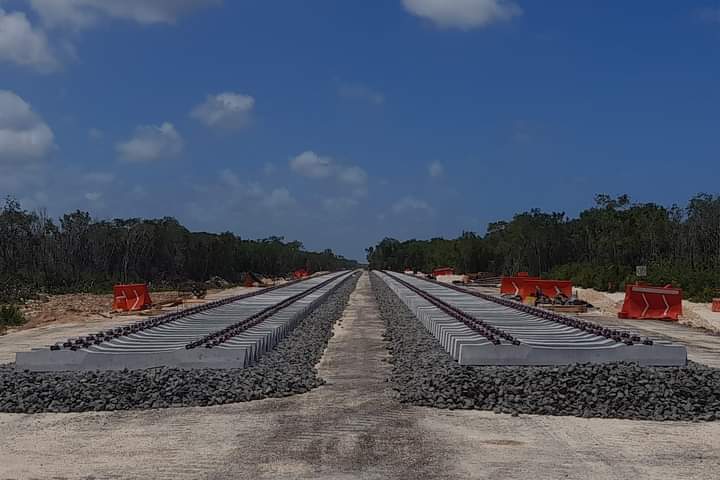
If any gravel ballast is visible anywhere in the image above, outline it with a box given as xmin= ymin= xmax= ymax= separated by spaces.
xmin=0 ymin=273 xmax=360 ymax=414
xmin=371 ymin=272 xmax=720 ymax=421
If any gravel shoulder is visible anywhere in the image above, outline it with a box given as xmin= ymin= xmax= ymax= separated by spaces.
xmin=1 ymin=272 xmax=720 ymax=479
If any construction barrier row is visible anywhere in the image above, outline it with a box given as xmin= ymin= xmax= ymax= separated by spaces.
xmin=500 ymin=275 xmax=572 ymax=300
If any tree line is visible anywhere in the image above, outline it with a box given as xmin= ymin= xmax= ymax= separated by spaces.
xmin=0 ymin=198 xmax=358 ymax=303
xmin=366 ymin=193 xmax=720 ymax=302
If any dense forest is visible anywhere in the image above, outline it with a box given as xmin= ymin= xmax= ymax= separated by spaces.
xmin=0 ymin=198 xmax=358 ymax=303
xmin=366 ymin=194 xmax=720 ymax=302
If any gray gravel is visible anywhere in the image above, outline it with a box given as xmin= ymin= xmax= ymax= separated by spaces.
xmin=371 ymin=272 xmax=720 ymax=421
xmin=0 ymin=273 xmax=359 ymax=414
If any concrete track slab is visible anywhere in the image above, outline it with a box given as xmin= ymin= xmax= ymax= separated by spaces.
xmin=382 ymin=272 xmax=686 ymax=366
xmin=0 ymin=286 xmax=262 ymax=364
xmin=13 ymin=273 xmax=351 ymax=371
xmin=463 ymin=285 xmax=720 ymax=368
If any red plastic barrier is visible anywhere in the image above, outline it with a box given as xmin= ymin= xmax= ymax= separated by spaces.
xmin=618 ymin=284 xmax=683 ymax=321
xmin=712 ymin=299 xmax=720 ymax=313
xmin=433 ymin=267 xmax=455 ymax=277
xmin=501 ymin=276 xmax=573 ymax=300
xmin=500 ymin=275 xmax=538 ymax=296
xmin=293 ymin=269 xmax=310 ymax=280
xmin=113 ymin=284 xmax=152 ymax=312
xmin=519 ymin=279 xmax=573 ymax=300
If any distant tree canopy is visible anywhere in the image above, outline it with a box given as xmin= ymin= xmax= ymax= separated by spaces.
xmin=0 ymin=198 xmax=358 ymax=302
xmin=366 ymin=194 xmax=720 ymax=302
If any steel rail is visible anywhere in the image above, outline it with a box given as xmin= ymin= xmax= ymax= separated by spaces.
xmin=379 ymin=271 xmax=685 ymax=366
xmin=51 ymin=272 xmax=335 ymax=352
xmin=385 ymin=272 xmax=520 ymax=345
xmin=414 ymin=274 xmax=652 ymax=346
xmin=187 ymin=272 xmax=350 ymax=349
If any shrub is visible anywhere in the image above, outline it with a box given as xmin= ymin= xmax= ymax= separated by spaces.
xmin=0 ymin=305 xmax=26 ymax=329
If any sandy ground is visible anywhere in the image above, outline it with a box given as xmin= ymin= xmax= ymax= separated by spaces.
xmin=0 ymin=286 xmax=260 ymax=364
xmin=576 ymin=287 xmax=720 ymax=334
xmin=18 ymin=291 xmax=179 ymax=330
xmin=1 ymin=273 xmax=720 ymax=479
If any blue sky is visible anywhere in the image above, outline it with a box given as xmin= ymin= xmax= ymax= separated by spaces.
xmin=1 ymin=0 xmax=719 ymax=261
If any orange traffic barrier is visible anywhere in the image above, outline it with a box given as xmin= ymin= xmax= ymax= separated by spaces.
xmin=519 ymin=279 xmax=573 ymax=300
xmin=618 ymin=284 xmax=682 ymax=321
xmin=500 ymin=275 xmax=538 ymax=296
xmin=113 ymin=284 xmax=152 ymax=312
xmin=293 ymin=269 xmax=310 ymax=280
xmin=712 ymin=299 xmax=720 ymax=313
xmin=500 ymin=275 xmax=572 ymax=300
xmin=432 ymin=267 xmax=455 ymax=277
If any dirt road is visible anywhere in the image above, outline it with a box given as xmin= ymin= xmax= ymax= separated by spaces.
xmin=1 ymin=273 xmax=719 ymax=479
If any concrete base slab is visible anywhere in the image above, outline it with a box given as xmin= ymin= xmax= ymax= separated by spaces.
xmin=15 ymin=347 xmax=251 ymax=372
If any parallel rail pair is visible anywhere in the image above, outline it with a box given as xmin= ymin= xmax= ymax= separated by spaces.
xmin=16 ymin=271 xmax=356 ymax=371
xmin=378 ymin=271 xmax=686 ymax=366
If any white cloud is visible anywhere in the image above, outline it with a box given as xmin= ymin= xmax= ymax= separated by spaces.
xmin=402 ymin=0 xmax=522 ymax=29
xmin=323 ymin=196 xmax=359 ymax=213
xmin=218 ymin=169 xmax=295 ymax=212
xmin=290 ymin=151 xmax=334 ymax=178
xmin=129 ymin=185 xmax=148 ymax=199
xmin=82 ymin=172 xmax=115 ymax=184
xmin=28 ymin=0 xmax=222 ymax=29
xmin=88 ymin=127 xmax=103 ymax=139
xmin=428 ymin=161 xmax=444 ymax=177
xmin=392 ymin=196 xmax=434 ymax=215
xmin=0 ymin=9 xmax=58 ymax=72
xmin=83 ymin=190 xmax=105 ymax=208
xmin=219 ymin=168 xmax=243 ymax=188
xmin=338 ymin=83 xmax=385 ymax=105
xmin=190 ymin=92 xmax=255 ymax=130
xmin=263 ymin=162 xmax=277 ymax=175
xmin=290 ymin=151 xmax=368 ymax=190
xmin=337 ymin=165 xmax=368 ymax=186
xmin=3 ymin=1 xmax=220 ymax=73
xmin=84 ymin=191 xmax=102 ymax=202
xmin=0 ymin=90 xmax=55 ymax=162
xmin=116 ymin=122 xmax=183 ymax=162
xmin=698 ymin=7 xmax=720 ymax=24
xmin=263 ymin=188 xmax=295 ymax=209
xmin=19 ymin=190 xmax=49 ymax=210
xmin=0 ymin=162 xmax=45 ymax=192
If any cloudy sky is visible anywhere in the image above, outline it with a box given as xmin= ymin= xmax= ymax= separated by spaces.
xmin=1 ymin=0 xmax=719 ymax=260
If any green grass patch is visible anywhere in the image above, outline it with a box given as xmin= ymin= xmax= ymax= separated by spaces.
xmin=0 ymin=305 xmax=27 ymax=333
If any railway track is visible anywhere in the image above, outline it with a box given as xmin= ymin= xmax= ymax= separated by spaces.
xmin=377 ymin=271 xmax=686 ymax=366
xmin=16 ymin=271 xmax=355 ymax=372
